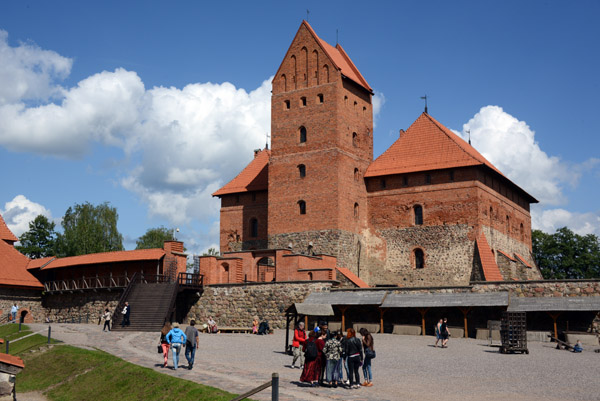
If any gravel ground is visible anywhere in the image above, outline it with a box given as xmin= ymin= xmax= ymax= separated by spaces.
xmin=24 ymin=324 xmax=600 ymax=401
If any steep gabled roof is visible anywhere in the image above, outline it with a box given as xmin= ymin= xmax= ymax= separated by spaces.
xmin=476 ymin=232 xmax=503 ymax=281
xmin=365 ymin=113 xmax=537 ymax=202
xmin=272 ymin=20 xmax=372 ymax=93
xmin=0 ymin=214 xmax=18 ymax=244
xmin=336 ymin=267 xmax=369 ymax=288
xmin=38 ymin=248 xmax=165 ymax=271
xmin=514 ymin=253 xmax=533 ymax=268
xmin=26 ymin=256 xmax=55 ymax=270
xmin=212 ymin=149 xmax=270 ymax=197
xmin=0 ymin=240 xmax=43 ymax=288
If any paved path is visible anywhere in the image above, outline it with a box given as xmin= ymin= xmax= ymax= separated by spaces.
xmin=28 ymin=324 xmax=600 ymax=401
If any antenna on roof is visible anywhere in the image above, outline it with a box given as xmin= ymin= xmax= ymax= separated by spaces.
xmin=420 ymin=95 xmax=428 ymax=114
xmin=466 ymin=130 xmax=471 ymax=145
xmin=265 ymin=132 xmax=270 ymax=150
xmin=306 ymin=9 xmax=309 ymax=22
xmin=336 ymin=29 xmax=339 ymax=45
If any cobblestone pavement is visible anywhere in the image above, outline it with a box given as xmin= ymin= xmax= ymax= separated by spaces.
xmin=28 ymin=324 xmax=600 ymax=401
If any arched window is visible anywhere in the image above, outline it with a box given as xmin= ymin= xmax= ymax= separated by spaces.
xmin=301 ymin=96 xmax=306 ymax=107
xmin=313 ymin=50 xmax=319 ymax=83
xmin=363 ymin=106 xmax=366 ymax=115
xmin=352 ymin=132 xmax=358 ymax=147
xmin=250 ymin=218 xmax=258 ymax=238
xmin=323 ymin=64 xmax=329 ymax=83
xmin=354 ymin=101 xmax=358 ymax=111
xmin=291 ymin=55 xmax=297 ymax=89
xmin=414 ymin=205 xmax=423 ymax=225
xmin=354 ymin=203 xmax=359 ymax=218
xmin=414 ymin=249 xmax=425 ymax=269
xmin=489 ymin=206 xmax=493 ymax=220
xmin=298 ymin=200 xmax=306 ymax=215
xmin=284 ymin=100 xmax=290 ymax=109
xmin=317 ymin=94 xmax=324 ymax=103
xmin=344 ymin=95 xmax=348 ymax=105
xmin=367 ymin=128 xmax=370 ymax=137
xmin=299 ymin=126 xmax=307 ymax=143
xmin=298 ymin=164 xmax=306 ymax=178
xmin=281 ymin=74 xmax=287 ymax=92
xmin=301 ymin=47 xmax=308 ymax=83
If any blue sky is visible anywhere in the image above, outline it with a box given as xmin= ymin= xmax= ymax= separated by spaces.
xmin=1 ymin=0 xmax=599 ymax=255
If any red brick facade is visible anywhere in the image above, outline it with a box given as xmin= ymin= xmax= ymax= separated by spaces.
xmin=211 ymin=21 xmax=542 ymax=287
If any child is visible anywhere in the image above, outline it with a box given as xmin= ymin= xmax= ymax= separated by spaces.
xmin=573 ymin=340 xmax=583 ymax=353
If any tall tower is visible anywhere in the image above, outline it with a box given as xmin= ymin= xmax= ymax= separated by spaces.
xmin=268 ymin=21 xmax=374 ymax=272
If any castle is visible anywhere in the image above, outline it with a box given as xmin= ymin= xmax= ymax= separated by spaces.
xmin=203 ymin=21 xmax=542 ymax=287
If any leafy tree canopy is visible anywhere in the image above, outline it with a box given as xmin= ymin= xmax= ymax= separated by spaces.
xmin=135 ymin=226 xmax=174 ymax=250
xmin=532 ymin=227 xmax=600 ymax=279
xmin=56 ymin=202 xmax=124 ymax=257
xmin=16 ymin=215 xmax=57 ymax=259
xmin=202 ymin=247 xmax=220 ymax=256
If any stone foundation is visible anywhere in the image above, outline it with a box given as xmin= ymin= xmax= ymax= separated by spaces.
xmin=42 ymin=291 xmax=121 ymax=323
xmin=0 ymin=288 xmax=42 ymax=323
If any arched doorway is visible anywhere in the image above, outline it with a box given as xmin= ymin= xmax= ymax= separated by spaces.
xmin=256 ymin=257 xmax=275 ymax=282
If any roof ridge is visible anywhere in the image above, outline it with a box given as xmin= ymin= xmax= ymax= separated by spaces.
xmin=302 ymin=20 xmax=341 ymax=72
xmin=335 ymin=43 xmax=372 ymax=92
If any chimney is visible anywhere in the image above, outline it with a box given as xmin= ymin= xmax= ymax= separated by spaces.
xmin=399 ymin=129 xmax=405 ymax=138
xmin=254 ymin=149 xmax=261 ymax=158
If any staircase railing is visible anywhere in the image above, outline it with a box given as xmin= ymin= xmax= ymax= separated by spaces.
xmin=163 ymin=277 xmax=180 ymax=326
xmin=112 ymin=272 xmax=139 ymax=328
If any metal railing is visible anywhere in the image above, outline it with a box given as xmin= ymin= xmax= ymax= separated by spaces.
xmin=111 ymin=272 xmax=139 ymax=328
xmin=230 ymin=373 xmax=279 ymax=401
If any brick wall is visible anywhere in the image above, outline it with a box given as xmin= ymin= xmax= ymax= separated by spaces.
xmin=219 ymin=191 xmax=268 ymax=253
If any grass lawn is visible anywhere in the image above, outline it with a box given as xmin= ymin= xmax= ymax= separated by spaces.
xmin=17 ymin=345 xmax=249 ymax=401
xmin=0 ymin=323 xmax=59 ymax=355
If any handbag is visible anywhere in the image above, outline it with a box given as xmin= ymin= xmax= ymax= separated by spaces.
xmin=365 ymin=348 xmax=376 ymax=359
xmin=157 ymin=344 xmax=163 ymax=354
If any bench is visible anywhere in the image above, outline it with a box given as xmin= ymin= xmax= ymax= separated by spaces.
xmin=392 ymin=325 xmax=422 ymax=336
xmin=565 ymin=332 xmax=599 ymax=347
xmin=352 ymin=323 xmax=380 ymax=334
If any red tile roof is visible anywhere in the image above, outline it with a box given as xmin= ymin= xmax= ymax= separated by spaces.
xmin=301 ymin=21 xmax=372 ymax=93
xmin=0 ymin=214 xmax=18 ymax=243
xmin=514 ymin=253 xmax=533 ymax=268
xmin=476 ymin=232 xmax=504 ymax=281
xmin=497 ymin=250 xmax=516 ymax=262
xmin=26 ymin=256 xmax=55 ymax=270
xmin=0 ymin=240 xmax=43 ymax=288
xmin=366 ymin=113 xmax=506 ymax=178
xmin=38 ymin=248 xmax=165 ymax=271
xmin=0 ymin=353 xmax=24 ymax=369
xmin=336 ymin=267 xmax=369 ymax=288
xmin=212 ymin=149 xmax=270 ymax=196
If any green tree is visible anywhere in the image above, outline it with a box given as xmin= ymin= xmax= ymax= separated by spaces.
xmin=135 ymin=226 xmax=174 ymax=249
xmin=532 ymin=227 xmax=600 ymax=279
xmin=15 ymin=215 xmax=57 ymax=258
xmin=202 ymin=247 xmax=220 ymax=256
xmin=56 ymin=202 xmax=124 ymax=257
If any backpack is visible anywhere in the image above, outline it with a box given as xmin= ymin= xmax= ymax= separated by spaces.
xmin=304 ymin=340 xmax=318 ymax=361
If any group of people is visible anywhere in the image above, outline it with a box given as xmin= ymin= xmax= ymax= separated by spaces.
xmin=159 ymin=320 xmax=200 ymax=370
xmin=98 ymin=301 xmax=131 ymax=331
xmin=292 ymin=321 xmax=375 ymax=389
xmin=434 ymin=318 xmax=450 ymax=348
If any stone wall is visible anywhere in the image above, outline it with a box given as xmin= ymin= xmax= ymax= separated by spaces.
xmin=0 ymin=288 xmax=42 ymax=323
xmin=187 ymin=281 xmax=335 ymax=329
xmin=42 ymin=291 xmax=121 ymax=323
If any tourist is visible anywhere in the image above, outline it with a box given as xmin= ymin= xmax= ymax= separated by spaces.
xmin=159 ymin=322 xmax=172 ymax=368
xmin=345 ymin=328 xmax=363 ymax=389
xmin=319 ymin=321 xmax=331 ymax=340
xmin=258 ymin=319 xmax=270 ymax=335
xmin=166 ymin=322 xmax=187 ymax=370
xmin=573 ymin=340 xmax=583 ymax=353
xmin=252 ymin=316 xmax=259 ymax=334
xmin=323 ymin=330 xmax=343 ymax=387
xmin=184 ymin=320 xmax=199 ymax=370
xmin=440 ymin=317 xmax=449 ymax=348
xmin=291 ymin=321 xmax=306 ymax=369
xmin=359 ymin=328 xmax=375 ymax=387
xmin=10 ymin=304 xmax=18 ymax=323
xmin=318 ymin=329 xmax=328 ymax=385
xmin=101 ymin=308 xmax=111 ymax=331
xmin=207 ymin=316 xmax=218 ymax=333
xmin=434 ymin=318 xmax=443 ymax=347
xmin=339 ymin=331 xmax=349 ymax=385
xmin=300 ymin=329 xmax=325 ymax=386
xmin=120 ymin=302 xmax=130 ymax=327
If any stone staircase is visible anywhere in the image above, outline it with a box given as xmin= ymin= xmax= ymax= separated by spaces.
xmin=112 ymin=282 xmax=177 ymax=332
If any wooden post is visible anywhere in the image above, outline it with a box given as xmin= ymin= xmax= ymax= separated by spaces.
xmin=417 ymin=308 xmax=429 ymax=336
xmin=304 ymin=315 xmax=308 ymax=331
xmin=458 ymin=307 xmax=471 ymax=338
xmin=379 ymin=308 xmax=386 ymax=334
xmin=339 ymin=306 xmax=348 ymax=332
xmin=547 ymin=312 xmax=561 ymax=339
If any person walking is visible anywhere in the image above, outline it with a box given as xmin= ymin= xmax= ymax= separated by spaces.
xmin=166 ymin=322 xmax=187 ymax=370
xmin=359 ymin=328 xmax=375 ymax=387
xmin=102 ymin=308 xmax=112 ymax=331
xmin=10 ymin=304 xmax=18 ymax=323
xmin=345 ymin=328 xmax=363 ymax=389
xmin=291 ymin=321 xmax=306 ymax=369
xmin=440 ymin=317 xmax=449 ymax=348
xmin=300 ymin=330 xmax=325 ymax=386
xmin=435 ymin=318 xmax=443 ymax=347
xmin=184 ymin=320 xmax=199 ymax=370
xmin=323 ymin=330 xmax=343 ymax=387
xmin=159 ymin=322 xmax=172 ymax=368
xmin=120 ymin=302 xmax=131 ymax=327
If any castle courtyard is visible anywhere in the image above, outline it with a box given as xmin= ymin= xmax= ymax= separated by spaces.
xmin=24 ymin=323 xmax=600 ymax=401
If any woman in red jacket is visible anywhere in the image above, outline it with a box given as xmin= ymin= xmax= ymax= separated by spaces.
xmin=291 ymin=321 xmax=306 ymax=368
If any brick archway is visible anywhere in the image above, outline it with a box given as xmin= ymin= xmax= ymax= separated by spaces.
xmin=19 ymin=308 xmax=33 ymax=323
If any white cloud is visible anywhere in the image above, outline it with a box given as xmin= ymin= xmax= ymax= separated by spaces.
xmin=0 ymin=30 xmax=72 ymax=106
xmin=461 ymin=106 xmax=576 ymax=206
xmin=373 ymin=91 xmax=385 ymax=127
xmin=532 ymin=207 xmax=600 ymax=236
xmin=1 ymin=195 xmax=53 ymax=237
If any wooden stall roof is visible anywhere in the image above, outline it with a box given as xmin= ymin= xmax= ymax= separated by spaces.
xmin=381 ymin=292 xmax=509 ymax=308
xmin=303 ymin=291 xmax=387 ymax=305
xmin=287 ymin=303 xmax=335 ymax=316
xmin=508 ymin=297 xmax=600 ymax=312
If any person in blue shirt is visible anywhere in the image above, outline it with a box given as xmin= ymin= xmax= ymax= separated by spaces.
xmin=573 ymin=340 xmax=583 ymax=353
xmin=166 ymin=322 xmax=187 ymax=370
